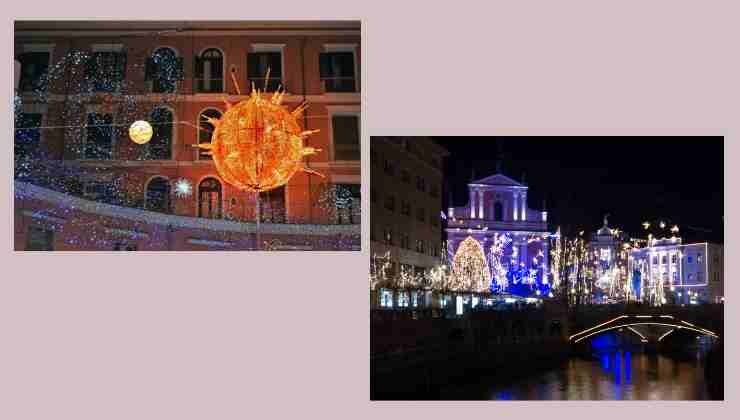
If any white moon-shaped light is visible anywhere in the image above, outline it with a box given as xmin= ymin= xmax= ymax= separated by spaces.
xmin=129 ymin=120 xmax=153 ymax=145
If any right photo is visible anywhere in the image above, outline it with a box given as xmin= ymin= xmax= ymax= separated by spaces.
xmin=370 ymin=136 xmax=724 ymax=400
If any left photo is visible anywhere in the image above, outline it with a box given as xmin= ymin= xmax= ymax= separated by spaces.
xmin=14 ymin=20 xmax=361 ymax=251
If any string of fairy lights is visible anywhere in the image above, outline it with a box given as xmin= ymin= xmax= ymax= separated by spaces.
xmin=370 ymin=215 xmax=710 ymax=308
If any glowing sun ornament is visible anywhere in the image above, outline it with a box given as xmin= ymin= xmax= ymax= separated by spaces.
xmin=198 ymin=71 xmax=322 ymax=193
xmin=129 ymin=120 xmax=153 ymax=144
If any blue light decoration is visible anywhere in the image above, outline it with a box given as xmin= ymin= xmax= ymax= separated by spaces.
xmin=631 ymin=269 xmax=641 ymax=299
xmin=489 ymin=260 xmax=551 ymax=298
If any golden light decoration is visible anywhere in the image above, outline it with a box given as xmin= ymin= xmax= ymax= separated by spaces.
xmin=198 ymin=77 xmax=322 ymax=193
xmin=450 ymin=236 xmax=490 ymax=293
xmin=129 ymin=120 xmax=153 ymax=144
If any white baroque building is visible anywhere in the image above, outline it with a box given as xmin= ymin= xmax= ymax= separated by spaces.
xmin=446 ymin=172 xmax=550 ymax=292
xmin=628 ymin=237 xmax=724 ymax=304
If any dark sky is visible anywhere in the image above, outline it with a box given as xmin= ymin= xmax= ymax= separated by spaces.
xmin=433 ymin=137 xmax=724 ymax=244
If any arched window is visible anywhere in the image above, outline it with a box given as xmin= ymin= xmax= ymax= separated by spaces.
xmin=494 ymin=201 xmax=503 ymax=221
xmin=145 ymin=177 xmax=171 ymax=213
xmin=147 ymin=107 xmax=172 ymax=160
xmin=195 ymin=48 xmax=223 ymax=93
xmin=198 ymin=177 xmax=222 ymax=219
xmin=198 ymin=109 xmax=221 ymax=160
xmin=146 ymin=47 xmax=183 ymax=93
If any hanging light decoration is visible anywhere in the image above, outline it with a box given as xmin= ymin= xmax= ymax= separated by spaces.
xmin=129 ymin=120 xmax=153 ymax=144
xmin=198 ymin=69 xmax=323 ymax=193
xmin=173 ymin=178 xmax=193 ymax=198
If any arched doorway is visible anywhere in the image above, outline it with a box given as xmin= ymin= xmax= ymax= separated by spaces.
xmin=198 ymin=177 xmax=222 ymax=219
xmin=145 ymin=177 xmax=171 ymax=213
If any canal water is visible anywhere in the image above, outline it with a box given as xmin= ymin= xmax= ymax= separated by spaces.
xmin=438 ymin=336 xmax=717 ymax=400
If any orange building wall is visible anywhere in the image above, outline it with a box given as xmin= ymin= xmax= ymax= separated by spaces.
xmin=15 ymin=24 xmax=361 ymax=227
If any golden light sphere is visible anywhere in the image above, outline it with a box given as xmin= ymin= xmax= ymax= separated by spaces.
xmin=199 ymin=88 xmax=321 ymax=193
xmin=129 ymin=120 xmax=153 ymax=144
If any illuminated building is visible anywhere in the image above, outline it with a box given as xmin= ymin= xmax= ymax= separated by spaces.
xmin=445 ymin=170 xmax=550 ymax=296
xmin=628 ymin=238 xmax=724 ymax=305
xmin=587 ymin=215 xmax=629 ymax=303
xmin=370 ymin=137 xmax=449 ymax=308
xmin=14 ymin=21 xmax=360 ymax=251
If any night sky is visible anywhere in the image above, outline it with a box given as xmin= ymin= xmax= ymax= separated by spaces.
xmin=433 ymin=137 xmax=724 ymax=244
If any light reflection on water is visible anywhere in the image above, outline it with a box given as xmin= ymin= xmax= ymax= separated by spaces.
xmin=440 ymin=333 xmax=716 ymax=400
xmin=483 ymin=349 xmax=710 ymax=400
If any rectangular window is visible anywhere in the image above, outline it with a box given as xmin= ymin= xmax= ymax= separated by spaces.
xmin=401 ymin=170 xmax=411 ymax=183
xmin=687 ymin=256 xmax=693 ymax=264
xmin=384 ymin=195 xmax=395 ymax=212
xmin=661 ymin=255 xmax=667 ymax=264
xmin=383 ymin=228 xmax=393 ymax=246
xmin=697 ymin=253 xmax=703 ymax=263
xmin=332 ymin=115 xmax=360 ymax=160
xmin=85 ymin=51 xmax=126 ymax=92
xmin=400 ymin=200 xmax=411 ymax=216
xmin=416 ymin=176 xmax=426 ymax=192
xmin=247 ymin=51 xmax=282 ymax=91
xmin=400 ymin=233 xmax=410 ymax=250
xmin=84 ymin=113 xmax=114 ymax=159
xmin=383 ymin=159 xmax=395 ymax=176
xmin=25 ymin=226 xmax=54 ymax=251
xmin=416 ymin=207 xmax=425 ymax=223
xmin=671 ymin=253 xmax=677 ymax=264
xmin=380 ymin=288 xmax=393 ymax=308
xmin=319 ymin=51 xmax=356 ymax=92
xmin=14 ymin=113 xmax=43 ymax=167
xmin=17 ymin=51 xmax=50 ymax=92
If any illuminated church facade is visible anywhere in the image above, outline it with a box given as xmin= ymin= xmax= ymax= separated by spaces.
xmin=445 ymin=172 xmax=550 ymax=295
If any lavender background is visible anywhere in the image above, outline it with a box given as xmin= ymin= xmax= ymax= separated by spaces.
xmin=2 ymin=1 xmax=738 ymax=419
